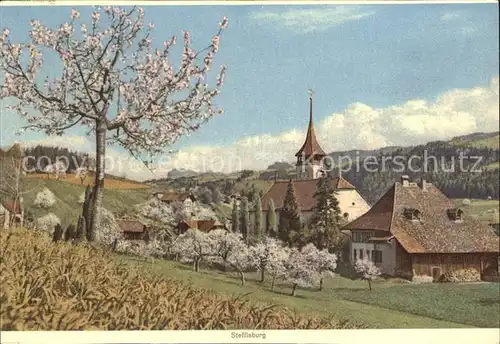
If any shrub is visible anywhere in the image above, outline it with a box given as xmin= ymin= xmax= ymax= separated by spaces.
xmin=411 ymin=275 xmax=434 ymax=284
xmin=36 ymin=213 xmax=60 ymax=232
xmin=33 ymin=187 xmax=56 ymax=209
xmin=440 ymin=268 xmax=481 ymax=283
xmin=1 ymin=228 xmax=364 ymax=330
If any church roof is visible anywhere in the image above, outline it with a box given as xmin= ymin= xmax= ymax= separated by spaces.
xmin=261 ymin=176 xmax=355 ymax=212
xmin=295 ymin=95 xmax=326 ymax=158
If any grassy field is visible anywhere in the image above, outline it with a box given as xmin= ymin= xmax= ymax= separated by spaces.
xmin=485 ymin=161 xmax=500 ymax=170
xmin=449 ymin=134 xmax=499 ymax=149
xmin=23 ymin=178 xmax=150 ymax=226
xmin=26 ymin=172 xmax=150 ymax=189
xmin=118 ymin=255 xmax=500 ymax=329
xmin=2 ymin=228 xmax=361 ymax=330
xmin=453 ymin=198 xmax=499 ymax=226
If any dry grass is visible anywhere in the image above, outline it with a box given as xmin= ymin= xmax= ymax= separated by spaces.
xmin=0 ymin=228 xmax=363 ymax=330
xmin=26 ymin=173 xmax=150 ymax=190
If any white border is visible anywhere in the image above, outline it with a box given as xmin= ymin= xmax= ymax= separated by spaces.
xmin=2 ymin=329 xmax=500 ymax=344
xmin=1 ymin=1 xmax=499 ymax=344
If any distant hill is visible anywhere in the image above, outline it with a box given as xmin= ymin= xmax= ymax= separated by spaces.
xmin=148 ymin=131 xmax=499 ymax=206
xmin=167 ymin=168 xmax=199 ymax=179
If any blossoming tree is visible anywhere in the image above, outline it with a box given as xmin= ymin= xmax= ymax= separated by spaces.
xmin=207 ymin=229 xmax=245 ymax=272
xmin=33 ymin=187 xmax=56 ymax=209
xmin=0 ymin=6 xmax=228 ymax=239
xmin=251 ymin=236 xmax=286 ymax=283
xmin=284 ymin=248 xmax=320 ymax=296
xmin=354 ymin=257 xmax=382 ymax=291
xmin=300 ymin=243 xmax=337 ymax=291
xmin=227 ymin=242 xmax=255 ymax=286
xmin=171 ymin=229 xmax=214 ymax=272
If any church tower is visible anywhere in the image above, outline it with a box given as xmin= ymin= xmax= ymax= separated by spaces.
xmin=295 ymin=90 xmax=326 ymax=180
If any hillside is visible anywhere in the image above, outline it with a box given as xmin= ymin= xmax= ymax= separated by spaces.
xmin=21 ymin=178 xmax=150 ymax=227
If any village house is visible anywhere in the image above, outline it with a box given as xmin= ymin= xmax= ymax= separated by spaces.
xmin=154 ymin=191 xmax=196 ymax=214
xmin=1 ymin=199 xmax=24 ymax=229
xmin=251 ymin=93 xmax=370 ymax=229
xmin=117 ymin=219 xmax=150 ymax=241
xmin=342 ymin=175 xmax=500 ymax=280
xmin=176 ymin=219 xmax=226 ymax=235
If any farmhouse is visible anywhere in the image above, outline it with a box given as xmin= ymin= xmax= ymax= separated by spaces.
xmin=252 ymin=93 xmax=370 ymax=229
xmin=154 ymin=191 xmax=196 ymax=214
xmin=176 ymin=219 xmax=226 ymax=234
xmin=343 ymin=176 xmax=500 ymax=280
xmin=117 ymin=219 xmax=150 ymax=241
xmin=1 ymin=199 xmax=24 ymax=229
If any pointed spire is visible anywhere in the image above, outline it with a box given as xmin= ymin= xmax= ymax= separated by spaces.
xmin=295 ymin=89 xmax=326 ymax=158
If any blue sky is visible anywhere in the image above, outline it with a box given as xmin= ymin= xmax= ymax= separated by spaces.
xmin=1 ymin=4 xmax=499 ymax=179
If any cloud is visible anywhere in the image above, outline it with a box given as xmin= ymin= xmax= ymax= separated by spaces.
xmin=248 ymin=6 xmax=375 ymax=33
xmin=163 ymin=76 xmax=499 ymax=174
xmin=14 ymin=76 xmax=500 ymax=180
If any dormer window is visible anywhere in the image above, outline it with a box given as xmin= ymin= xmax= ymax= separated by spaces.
xmin=447 ymin=208 xmax=464 ymax=222
xmin=403 ymin=208 xmax=421 ymax=222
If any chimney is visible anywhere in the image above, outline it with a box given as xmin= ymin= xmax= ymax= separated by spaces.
xmin=401 ymin=175 xmax=410 ymax=187
xmin=418 ymin=178 xmax=428 ymax=191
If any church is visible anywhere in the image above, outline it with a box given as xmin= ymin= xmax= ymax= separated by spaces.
xmin=254 ymin=92 xmax=370 ymax=231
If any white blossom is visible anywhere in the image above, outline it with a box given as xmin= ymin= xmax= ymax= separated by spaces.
xmin=171 ymin=229 xmax=214 ymax=272
xmin=207 ymin=229 xmax=245 ymax=270
xmin=36 ymin=213 xmax=60 ymax=233
xmin=94 ymin=208 xmax=124 ymax=245
xmin=284 ymin=248 xmax=321 ymax=296
xmin=227 ymin=243 xmax=255 ymax=286
xmin=33 ymin=187 xmax=56 ymax=208
xmin=354 ymin=258 xmax=382 ymax=290
xmin=300 ymin=243 xmax=338 ymax=288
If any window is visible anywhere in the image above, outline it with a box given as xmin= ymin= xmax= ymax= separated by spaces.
xmin=367 ymin=250 xmax=371 ymax=260
xmin=403 ymin=208 xmax=421 ymax=221
xmin=353 ymin=249 xmax=357 ymax=261
xmin=372 ymin=250 xmax=382 ymax=264
xmin=352 ymin=231 xmax=374 ymax=243
xmin=447 ymin=208 xmax=464 ymax=222
xmin=360 ymin=250 xmax=364 ymax=259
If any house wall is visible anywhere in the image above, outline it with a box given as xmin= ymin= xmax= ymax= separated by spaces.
xmin=335 ymin=189 xmax=371 ymax=221
xmin=350 ymin=235 xmax=396 ymax=276
xmin=251 ymin=189 xmax=370 ymax=231
xmin=411 ymin=253 xmax=499 ymax=280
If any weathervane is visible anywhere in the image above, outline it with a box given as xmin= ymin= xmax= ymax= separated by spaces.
xmin=308 ymin=89 xmax=314 ymax=99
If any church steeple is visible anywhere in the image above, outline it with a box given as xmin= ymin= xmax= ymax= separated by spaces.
xmin=295 ymin=90 xmax=326 ymax=180
xmin=295 ymin=90 xmax=326 ymax=159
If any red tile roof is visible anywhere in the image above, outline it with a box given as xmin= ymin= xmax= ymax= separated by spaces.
xmin=160 ymin=192 xmax=195 ymax=202
xmin=295 ymin=97 xmax=326 ymax=158
xmin=261 ymin=176 xmax=356 ymax=212
xmin=180 ymin=220 xmax=225 ymax=233
xmin=2 ymin=200 xmax=22 ymax=215
xmin=117 ymin=219 xmax=147 ymax=233
xmin=343 ymin=180 xmax=499 ymax=253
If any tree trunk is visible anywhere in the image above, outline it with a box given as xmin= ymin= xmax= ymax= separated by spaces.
xmin=368 ymin=279 xmax=372 ymax=291
xmin=319 ymin=277 xmax=324 ymax=291
xmin=271 ymin=275 xmax=276 ymax=291
xmin=194 ymin=259 xmax=200 ymax=272
xmin=291 ymin=283 xmax=297 ymax=296
xmin=89 ymin=120 xmax=106 ymax=241
xmin=260 ymin=267 xmax=265 ymax=282
xmin=239 ymin=271 xmax=245 ymax=286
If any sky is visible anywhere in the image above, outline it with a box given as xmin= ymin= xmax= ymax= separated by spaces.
xmin=0 ymin=3 xmax=499 ymax=180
